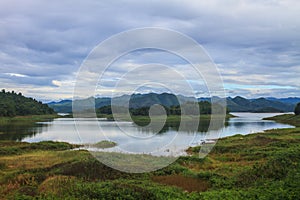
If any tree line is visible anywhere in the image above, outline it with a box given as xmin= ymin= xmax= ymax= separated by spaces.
xmin=0 ymin=89 xmax=55 ymax=117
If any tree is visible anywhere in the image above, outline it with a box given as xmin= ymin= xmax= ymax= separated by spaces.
xmin=294 ymin=103 xmax=300 ymax=115
xmin=0 ymin=90 xmax=55 ymax=117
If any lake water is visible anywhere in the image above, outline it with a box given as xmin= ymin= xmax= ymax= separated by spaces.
xmin=0 ymin=113 xmax=294 ymax=156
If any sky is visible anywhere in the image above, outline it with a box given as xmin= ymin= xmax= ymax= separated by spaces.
xmin=0 ymin=0 xmax=300 ymax=101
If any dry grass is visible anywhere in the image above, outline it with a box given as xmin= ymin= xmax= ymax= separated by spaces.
xmin=152 ymin=174 xmax=210 ymax=192
xmin=38 ymin=175 xmax=76 ymax=195
xmin=0 ymin=151 xmax=76 ymax=170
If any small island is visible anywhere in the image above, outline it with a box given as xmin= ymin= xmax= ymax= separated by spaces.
xmin=89 ymin=140 xmax=117 ymax=149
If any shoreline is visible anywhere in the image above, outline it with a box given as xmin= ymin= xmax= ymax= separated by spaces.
xmin=263 ymin=113 xmax=300 ymax=127
xmin=0 ymin=113 xmax=293 ymax=154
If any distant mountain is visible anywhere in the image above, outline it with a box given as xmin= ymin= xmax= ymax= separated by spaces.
xmin=95 ymin=97 xmax=111 ymax=108
xmin=48 ymin=99 xmax=73 ymax=113
xmin=48 ymin=99 xmax=72 ymax=105
xmin=110 ymin=93 xmax=196 ymax=108
xmin=227 ymin=96 xmax=294 ymax=112
xmin=47 ymin=93 xmax=298 ymax=113
xmin=198 ymin=97 xmax=211 ymax=102
xmin=0 ymin=90 xmax=55 ymax=117
xmin=48 ymin=97 xmax=111 ymax=113
xmin=266 ymin=97 xmax=300 ymax=106
xmin=48 ymin=93 xmax=195 ymax=113
xmin=226 ymin=97 xmax=249 ymax=112
xmin=127 ymin=93 xmax=195 ymax=108
xmin=252 ymin=107 xmax=284 ymax=113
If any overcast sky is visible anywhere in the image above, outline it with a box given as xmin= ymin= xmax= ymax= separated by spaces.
xmin=0 ymin=0 xmax=300 ymax=101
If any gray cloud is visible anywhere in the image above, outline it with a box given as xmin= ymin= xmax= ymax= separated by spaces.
xmin=0 ymin=0 xmax=299 ymax=100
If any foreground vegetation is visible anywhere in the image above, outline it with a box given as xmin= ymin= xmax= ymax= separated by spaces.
xmin=0 ymin=122 xmax=299 ymax=199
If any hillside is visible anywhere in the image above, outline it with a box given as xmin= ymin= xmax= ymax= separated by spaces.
xmin=49 ymin=93 xmax=194 ymax=113
xmin=0 ymin=90 xmax=55 ymax=117
xmin=226 ymin=96 xmax=295 ymax=112
xmin=266 ymin=97 xmax=300 ymax=105
xmin=47 ymin=100 xmax=72 ymax=113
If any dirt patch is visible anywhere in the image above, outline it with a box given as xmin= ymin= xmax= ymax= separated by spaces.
xmin=152 ymin=174 xmax=209 ymax=192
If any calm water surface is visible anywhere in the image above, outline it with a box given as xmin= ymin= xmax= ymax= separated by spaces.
xmin=0 ymin=113 xmax=294 ymax=156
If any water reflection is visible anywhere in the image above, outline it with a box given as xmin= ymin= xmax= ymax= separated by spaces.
xmin=137 ymin=118 xmax=224 ymax=133
xmin=0 ymin=113 xmax=294 ymax=152
xmin=0 ymin=121 xmax=50 ymax=141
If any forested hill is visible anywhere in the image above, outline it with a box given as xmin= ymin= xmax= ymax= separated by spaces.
xmin=48 ymin=93 xmax=299 ymax=113
xmin=0 ymin=89 xmax=55 ymax=117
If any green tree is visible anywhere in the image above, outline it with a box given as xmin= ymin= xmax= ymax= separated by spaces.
xmin=294 ymin=103 xmax=300 ymax=115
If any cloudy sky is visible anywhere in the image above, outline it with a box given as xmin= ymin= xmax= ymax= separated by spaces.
xmin=0 ymin=0 xmax=300 ymax=101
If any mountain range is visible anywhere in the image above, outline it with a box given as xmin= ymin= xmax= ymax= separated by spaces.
xmin=225 ymin=96 xmax=296 ymax=112
xmin=47 ymin=93 xmax=300 ymax=113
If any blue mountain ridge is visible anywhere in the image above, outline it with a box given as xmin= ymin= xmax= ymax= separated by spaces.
xmin=47 ymin=93 xmax=299 ymax=113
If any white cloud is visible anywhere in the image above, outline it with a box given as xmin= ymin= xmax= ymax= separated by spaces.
xmin=0 ymin=0 xmax=299 ymax=100
xmin=4 ymin=73 xmax=29 ymax=78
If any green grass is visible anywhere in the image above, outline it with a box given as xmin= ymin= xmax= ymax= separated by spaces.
xmin=89 ymin=140 xmax=117 ymax=149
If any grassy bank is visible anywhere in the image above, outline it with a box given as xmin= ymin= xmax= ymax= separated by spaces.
xmin=264 ymin=114 xmax=300 ymax=127
xmin=0 ymin=125 xmax=299 ymax=199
